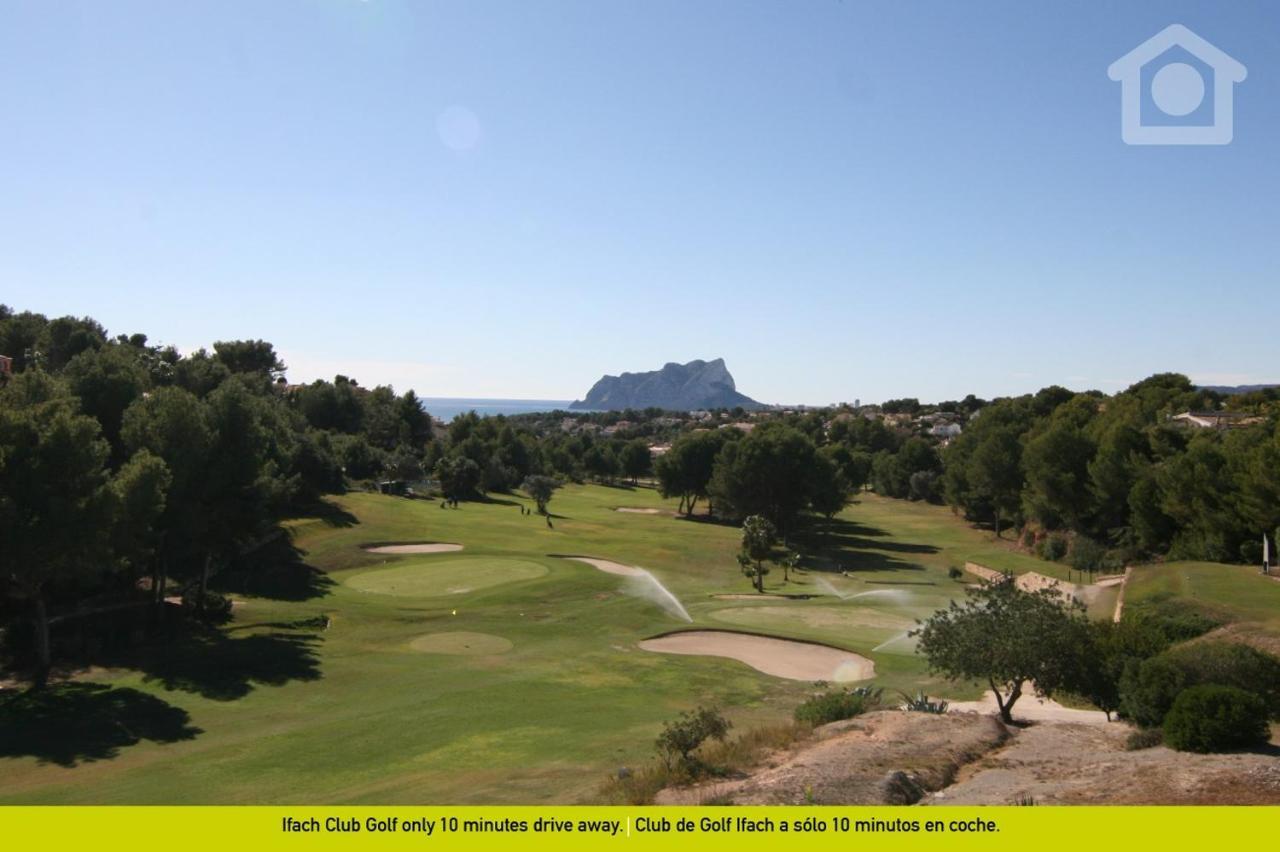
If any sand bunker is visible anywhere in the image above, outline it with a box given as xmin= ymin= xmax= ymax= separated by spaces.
xmin=615 ymin=507 xmax=661 ymax=514
xmin=348 ymin=557 xmax=548 ymax=597
xmin=563 ymin=556 xmax=647 ymax=577
xmin=639 ymin=630 xmax=874 ymax=682
xmin=408 ymin=632 xmax=513 ymax=656
xmin=365 ymin=543 xmax=463 ymax=555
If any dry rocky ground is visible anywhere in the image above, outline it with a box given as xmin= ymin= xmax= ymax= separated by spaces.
xmin=657 ymin=709 xmax=1280 ymax=806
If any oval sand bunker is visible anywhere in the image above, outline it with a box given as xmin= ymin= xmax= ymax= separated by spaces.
xmin=348 ymin=557 xmax=547 ymax=597
xmin=615 ymin=507 xmax=661 ymax=514
xmin=409 ymin=632 xmax=513 ymax=656
xmin=639 ymin=630 xmax=875 ymax=682
xmin=365 ymin=543 xmax=463 ymax=555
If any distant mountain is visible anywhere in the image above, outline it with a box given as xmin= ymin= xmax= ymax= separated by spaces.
xmin=1199 ymin=384 xmax=1279 ymax=395
xmin=570 ymin=358 xmax=765 ymax=412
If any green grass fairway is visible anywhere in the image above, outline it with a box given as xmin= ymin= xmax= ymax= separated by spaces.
xmin=347 ymin=557 xmax=548 ymax=597
xmin=0 ymin=485 xmax=1174 ymax=805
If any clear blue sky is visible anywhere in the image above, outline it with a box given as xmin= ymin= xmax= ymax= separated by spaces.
xmin=2 ymin=1 xmax=1277 ymax=405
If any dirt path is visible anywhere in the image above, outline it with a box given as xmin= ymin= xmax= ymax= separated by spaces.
xmin=931 ymin=720 xmax=1280 ymax=805
xmin=657 ymin=709 xmax=1280 ymax=806
xmin=1111 ymin=565 xmax=1133 ymax=622
xmin=656 ymin=711 xmax=1008 ymax=805
xmin=945 ymin=693 xmax=1110 ymax=725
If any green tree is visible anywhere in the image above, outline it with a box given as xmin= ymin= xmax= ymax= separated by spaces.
xmin=619 ymin=439 xmax=652 ymax=485
xmin=521 ymin=475 xmax=560 ymax=515
xmin=654 ymin=429 xmax=734 ymax=516
xmin=913 ymin=578 xmax=1089 ymax=722
xmin=740 ymin=515 xmax=776 ymax=593
xmin=709 ymin=425 xmax=816 ymax=538
xmin=212 ymin=339 xmax=286 ymax=379
xmin=808 ymin=450 xmax=849 ymax=519
xmin=434 ymin=455 xmax=481 ymax=504
xmin=0 ymin=373 xmax=169 ymax=685
xmin=62 ymin=344 xmax=152 ymax=463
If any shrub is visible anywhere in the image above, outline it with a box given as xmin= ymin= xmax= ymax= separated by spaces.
xmin=1037 ymin=534 xmax=1068 ymax=562
xmin=1125 ymin=598 xmax=1222 ymax=644
xmin=900 ymin=691 xmax=949 ymax=714
xmin=1120 ymin=642 xmax=1280 ymax=726
xmin=654 ymin=707 xmax=731 ymax=773
xmin=181 ymin=589 xmax=233 ymax=622
xmin=1124 ymin=728 xmax=1164 ymax=751
xmin=1119 ymin=656 xmax=1187 ymax=727
xmin=1162 ymin=685 xmax=1269 ymax=753
xmin=794 ymin=689 xmax=877 ymax=726
xmin=1068 ymin=536 xmax=1108 ymax=574
xmin=947 ymin=566 xmax=964 ymax=581
xmin=1164 ymin=642 xmax=1280 ymax=717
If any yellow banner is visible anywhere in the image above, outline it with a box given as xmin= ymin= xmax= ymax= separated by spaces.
xmin=2 ymin=806 xmax=1275 ymax=851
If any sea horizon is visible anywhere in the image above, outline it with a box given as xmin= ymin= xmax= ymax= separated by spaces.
xmin=418 ymin=397 xmax=577 ymax=422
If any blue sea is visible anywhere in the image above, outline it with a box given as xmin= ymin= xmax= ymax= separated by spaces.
xmin=417 ymin=398 xmax=577 ymax=422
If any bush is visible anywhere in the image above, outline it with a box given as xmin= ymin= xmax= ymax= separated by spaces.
xmin=1068 ymin=536 xmax=1108 ymax=574
xmin=1124 ymin=597 xmax=1222 ymax=644
xmin=794 ymin=690 xmax=874 ymax=726
xmin=654 ymin=707 xmax=731 ymax=773
xmin=1162 ymin=685 xmax=1269 ymax=753
xmin=1162 ymin=642 xmax=1280 ymax=717
xmin=1037 ymin=534 xmax=1068 ymax=562
xmin=1124 ymin=728 xmax=1164 ymax=751
xmin=899 ymin=691 xmax=949 ymax=714
xmin=1120 ymin=642 xmax=1280 ymax=726
xmin=181 ymin=589 xmax=233 ymax=622
xmin=948 ymin=566 xmax=964 ymax=580
xmin=1119 ymin=656 xmax=1187 ymax=727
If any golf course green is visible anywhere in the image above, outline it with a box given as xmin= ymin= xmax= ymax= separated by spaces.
xmin=1 ymin=485 xmax=1273 ymax=804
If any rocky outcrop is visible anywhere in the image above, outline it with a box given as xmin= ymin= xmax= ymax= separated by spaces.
xmin=570 ymin=358 xmax=763 ymax=411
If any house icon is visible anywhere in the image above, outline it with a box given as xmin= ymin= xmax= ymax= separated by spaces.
xmin=1107 ymin=24 xmax=1246 ymax=145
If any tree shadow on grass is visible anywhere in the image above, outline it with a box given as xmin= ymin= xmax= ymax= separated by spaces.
xmin=0 ymin=682 xmax=200 ymax=767
xmin=293 ymin=498 xmax=360 ymax=528
xmin=104 ymin=625 xmax=322 ymax=702
xmin=793 ymin=517 xmax=938 ymax=575
xmin=214 ymin=536 xmax=335 ymax=603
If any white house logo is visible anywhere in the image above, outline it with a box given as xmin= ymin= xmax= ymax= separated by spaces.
xmin=1107 ymin=24 xmax=1246 ymax=145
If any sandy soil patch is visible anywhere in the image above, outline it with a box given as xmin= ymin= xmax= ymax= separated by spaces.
xmin=931 ymin=720 xmax=1280 ymax=805
xmin=946 ymin=692 xmax=1110 ymax=725
xmin=615 ymin=507 xmax=661 ymax=514
xmin=639 ymin=630 xmax=874 ymax=682
xmin=657 ymin=711 xmax=1007 ymax=805
xmin=408 ymin=632 xmax=513 ymax=656
xmin=365 ymin=543 xmax=463 ymax=554
xmin=563 ymin=556 xmax=647 ymax=577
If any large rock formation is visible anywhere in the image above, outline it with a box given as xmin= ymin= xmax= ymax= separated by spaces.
xmin=570 ymin=358 xmax=764 ymax=411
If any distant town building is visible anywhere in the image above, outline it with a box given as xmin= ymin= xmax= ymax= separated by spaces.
xmin=929 ymin=422 xmax=963 ymax=439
